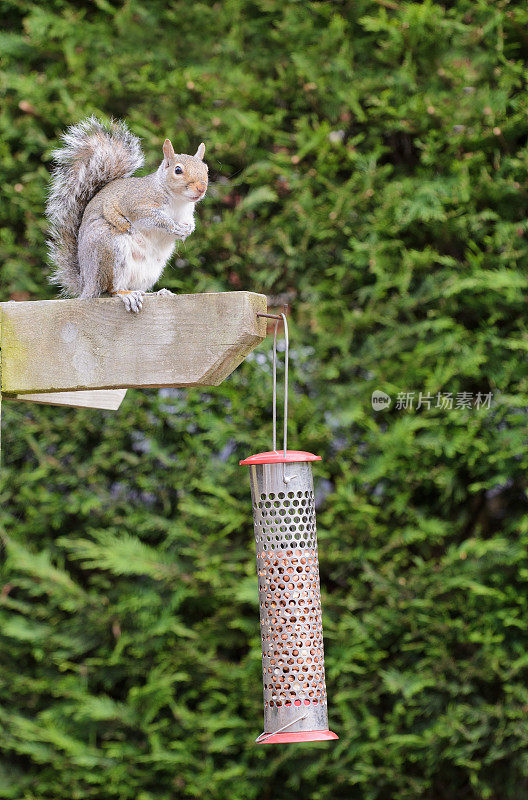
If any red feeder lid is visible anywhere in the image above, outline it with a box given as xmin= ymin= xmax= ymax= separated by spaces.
xmin=256 ymin=729 xmax=338 ymax=744
xmin=239 ymin=450 xmax=322 ymax=466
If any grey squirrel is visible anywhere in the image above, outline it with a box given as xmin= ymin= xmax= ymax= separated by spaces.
xmin=46 ymin=116 xmax=208 ymax=313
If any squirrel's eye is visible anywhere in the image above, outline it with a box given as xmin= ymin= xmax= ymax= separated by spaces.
xmin=174 ymin=166 xmax=183 ymax=175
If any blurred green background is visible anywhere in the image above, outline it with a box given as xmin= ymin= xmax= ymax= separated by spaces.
xmin=2 ymin=1 xmax=528 ymax=798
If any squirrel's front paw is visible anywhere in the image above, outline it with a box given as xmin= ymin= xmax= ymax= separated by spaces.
xmin=156 ymin=288 xmax=174 ymax=296
xmin=173 ymin=221 xmax=193 ymax=240
xmin=113 ymin=290 xmax=146 ymax=313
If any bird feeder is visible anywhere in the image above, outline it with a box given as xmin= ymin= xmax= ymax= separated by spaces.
xmin=240 ymin=313 xmax=338 ymax=744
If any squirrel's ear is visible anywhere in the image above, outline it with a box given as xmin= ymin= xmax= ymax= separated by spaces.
xmin=163 ymin=138 xmax=175 ymax=164
xmin=194 ymin=142 xmax=205 ymax=160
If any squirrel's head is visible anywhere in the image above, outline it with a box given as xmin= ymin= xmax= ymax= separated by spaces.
xmin=161 ymin=139 xmax=208 ymax=202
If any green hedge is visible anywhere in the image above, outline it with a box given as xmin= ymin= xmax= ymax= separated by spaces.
xmin=2 ymin=2 xmax=528 ymax=798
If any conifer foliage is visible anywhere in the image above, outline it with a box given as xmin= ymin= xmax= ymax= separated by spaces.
xmin=1 ymin=2 xmax=528 ymax=798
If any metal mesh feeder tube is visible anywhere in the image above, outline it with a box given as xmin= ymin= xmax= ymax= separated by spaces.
xmin=240 ymin=450 xmax=338 ymax=744
xmin=240 ymin=310 xmax=337 ymax=744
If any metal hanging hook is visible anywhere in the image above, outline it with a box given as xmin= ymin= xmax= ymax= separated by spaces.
xmin=271 ymin=313 xmax=289 ymax=458
xmin=257 ymin=305 xmax=294 ymax=483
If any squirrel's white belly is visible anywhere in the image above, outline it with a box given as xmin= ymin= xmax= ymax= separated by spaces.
xmin=122 ymin=229 xmax=175 ymax=290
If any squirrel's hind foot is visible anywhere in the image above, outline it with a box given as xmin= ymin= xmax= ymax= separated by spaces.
xmin=112 ymin=289 xmax=146 ymax=313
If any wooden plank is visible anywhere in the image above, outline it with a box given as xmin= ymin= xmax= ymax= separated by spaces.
xmin=12 ymin=389 xmax=127 ymax=410
xmin=0 ymin=292 xmax=267 ymax=395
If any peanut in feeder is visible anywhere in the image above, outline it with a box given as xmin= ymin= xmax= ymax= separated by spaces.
xmin=240 ymin=313 xmax=338 ymax=744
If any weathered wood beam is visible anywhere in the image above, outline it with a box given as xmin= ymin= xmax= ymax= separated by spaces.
xmin=12 ymin=389 xmax=127 ymax=410
xmin=0 ymin=292 xmax=267 ymax=395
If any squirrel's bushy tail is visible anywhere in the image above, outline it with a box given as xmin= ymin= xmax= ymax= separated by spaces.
xmin=46 ymin=115 xmax=144 ymax=295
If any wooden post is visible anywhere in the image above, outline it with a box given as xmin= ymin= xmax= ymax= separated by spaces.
xmin=0 ymin=292 xmax=266 ymax=395
xmin=0 ymin=291 xmax=267 ymax=460
xmin=14 ymin=389 xmax=128 ymax=410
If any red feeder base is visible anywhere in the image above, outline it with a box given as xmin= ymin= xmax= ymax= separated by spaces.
xmin=256 ymin=730 xmax=339 ymax=744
